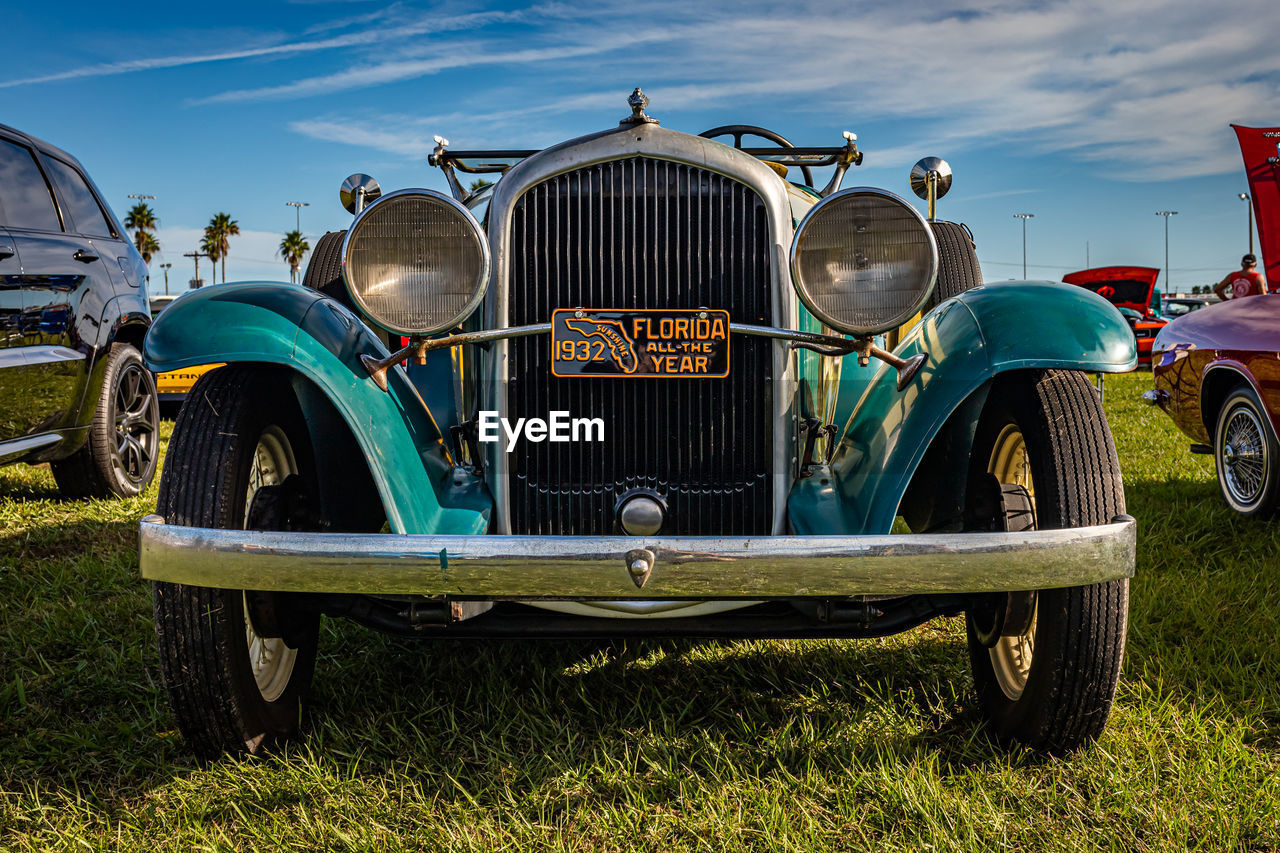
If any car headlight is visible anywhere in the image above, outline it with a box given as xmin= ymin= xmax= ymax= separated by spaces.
xmin=341 ymin=189 xmax=489 ymax=336
xmin=790 ymin=188 xmax=938 ymax=335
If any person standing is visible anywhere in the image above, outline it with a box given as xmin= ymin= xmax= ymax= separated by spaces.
xmin=1213 ymin=254 xmax=1269 ymax=300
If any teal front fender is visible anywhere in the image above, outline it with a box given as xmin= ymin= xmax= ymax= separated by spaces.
xmin=790 ymin=282 xmax=1135 ymax=535
xmin=144 ymin=282 xmax=489 ymax=535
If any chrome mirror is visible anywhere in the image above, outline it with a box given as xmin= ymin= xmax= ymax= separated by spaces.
xmin=340 ymin=173 xmax=382 ymax=215
xmin=909 ymin=157 xmax=952 ymax=221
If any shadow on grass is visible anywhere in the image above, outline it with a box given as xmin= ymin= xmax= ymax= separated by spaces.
xmin=3 ymin=460 xmax=1277 ymax=811
xmin=0 ymin=467 xmax=62 ymax=502
xmin=0 ymin=519 xmax=136 ymax=562
xmin=1 ymin=603 xmax=1005 ymax=798
xmin=294 ymin=624 xmax=1012 ymax=800
xmin=1122 ymin=478 xmax=1280 ymax=736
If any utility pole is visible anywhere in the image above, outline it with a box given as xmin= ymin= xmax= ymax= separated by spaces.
xmin=1155 ymin=211 xmax=1178 ymax=291
xmin=286 ymin=201 xmax=310 ymax=232
xmin=1013 ymin=214 xmax=1035 ymax=278
xmin=159 ymin=262 xmax=172 ymax=295
xmin=1239 ymin=193 xmax=1254 ymax=255
xmin=182 ymin=251 xmax=208 ymax=289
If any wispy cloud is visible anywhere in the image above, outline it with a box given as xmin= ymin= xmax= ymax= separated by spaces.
xmin=7 ymin=0 xmax=1278 ymax=184
xmin=0 ymin=5 xmax=537 ymax=90
xmin=272 ymin=0 xmax=1280 ymax=178
xmin=196 ymin=39 xmax=628 ymax=105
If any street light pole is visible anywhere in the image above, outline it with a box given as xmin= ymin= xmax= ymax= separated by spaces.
xmin=1013 ymin=214 xmax=1035 ymax=278
xmin=1239 ymin=193 xmax=1253 ymax=255
xmin=285 ymin=201 xmax=310 ymax=232
xmin=159 ymin=262 xmax=172 ymax=295
xmin=1155 ymin=211 xmax=1178 ymax=291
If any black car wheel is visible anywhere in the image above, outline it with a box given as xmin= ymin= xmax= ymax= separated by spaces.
xmin=925 ymin=220 xmax=983 ymax=311
xmin=302 ymin=230 xmax=351 ymax=308
xmin=52 ymin=343 xmax=159 ymax=498
xmin=965 ymin=370 xmax=1129 ymax=752
xmin=1214 ymin=386 xmax=1280 ymax=517
xmin=152 ymin=366 xmax=320 ymax=758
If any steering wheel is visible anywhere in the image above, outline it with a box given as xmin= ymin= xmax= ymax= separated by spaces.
xmin=698 ymin=124 xmax=814 ymax=186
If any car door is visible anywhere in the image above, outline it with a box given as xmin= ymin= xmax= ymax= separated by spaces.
xmin=0 ymin=135 xmax=110 ymax=439
xmin=0 ymin=227 xmax=24 ymax=442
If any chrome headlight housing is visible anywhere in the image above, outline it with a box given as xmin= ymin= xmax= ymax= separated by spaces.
xmin=790 ymin=188 xmax=938 ymax=336
xmin=341 ymin=189 xmax=489 ymax=336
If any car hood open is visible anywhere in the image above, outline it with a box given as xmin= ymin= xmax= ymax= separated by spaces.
xmin=1062 ymin=266 xmax=1160 ymax=314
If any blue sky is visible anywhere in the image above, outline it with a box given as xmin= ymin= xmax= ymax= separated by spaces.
xmin=3 ymin=0 xmax=1277 ymax=294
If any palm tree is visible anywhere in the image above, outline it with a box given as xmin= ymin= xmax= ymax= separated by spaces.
xmin=278 ymin=230 xmax=310 ymax=284
xmin=124 ymin=202 xmax=159 ymax=262
xmin=124 ymin=202 xmax=157 ymax=233
xmin=200 ymin=232 xmax=222 ymax=285
xmin=205 ymin=212 xmax=240 ymax=284
xmin=136 ymin=231 xmax=160 ymax=266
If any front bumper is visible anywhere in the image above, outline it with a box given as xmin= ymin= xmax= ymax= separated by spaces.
xmin=138 ymin=514 xmax=1136 ymax=598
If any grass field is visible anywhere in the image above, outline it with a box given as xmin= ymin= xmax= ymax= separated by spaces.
xmin=2 ymin=370 xmax=1279 ymax=851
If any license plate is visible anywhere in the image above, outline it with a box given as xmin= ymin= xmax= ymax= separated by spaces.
xmin=550 ymin=309 xmax=730 ymax=378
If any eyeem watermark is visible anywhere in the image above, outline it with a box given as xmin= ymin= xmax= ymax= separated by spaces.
xmin=478 ymin=410 xmax=604 ymax=451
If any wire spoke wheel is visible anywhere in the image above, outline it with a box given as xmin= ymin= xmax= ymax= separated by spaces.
xmin=1214 ymin=387 xmax=1280 ymax=517
xmin=1222 ymin=407 xmax=1267 ymax=503
xmin=987 ymin=424 xmax=1038 ymax=701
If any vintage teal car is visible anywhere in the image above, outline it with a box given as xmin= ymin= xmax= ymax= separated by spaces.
xmin=140 ymin=90 xmax=1137 ymax=758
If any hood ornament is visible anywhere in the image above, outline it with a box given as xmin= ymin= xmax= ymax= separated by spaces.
xmin=620 ymin=87 xmax=658 ymax=126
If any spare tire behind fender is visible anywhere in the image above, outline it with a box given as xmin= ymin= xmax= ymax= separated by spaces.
xmin=927 ymin=220 xmax=983 ymax=311
xmin=303 ymin=229 xmax=395 ymax=348
xmin=302 ymin=230 xmax=351 ymax=308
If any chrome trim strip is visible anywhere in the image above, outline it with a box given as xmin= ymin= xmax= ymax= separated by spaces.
xmin=483 ymin=123 xmax=798 ymax=534
xmin=16 ymin=345 xmax=86 ymax=366
xmin=0 ymin=432 xmax=62 ymax=464
xmin=369 ymin=321 xmax=854 ymax=387
xmin=139 ymin=516 xmax=1136 ymax=598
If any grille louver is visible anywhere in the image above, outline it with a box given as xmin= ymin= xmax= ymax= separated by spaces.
xmin=505 ymin=157 xmax=774 ymax=535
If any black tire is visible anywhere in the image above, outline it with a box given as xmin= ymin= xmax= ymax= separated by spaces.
xmin=302 ymin=230 xmax=350 ymax=308
xmin=51 ymin=343 xmax=159 ymax=498
xmin=926 ymin=220 xmax=983 ymax=311
xmin=965 ymin=370 xmax=1128 ymax=752
xmin=152 ymin=366 xmax=320 ymax=758
xmin=1213 ymin=386 xmax=1280 ymax=517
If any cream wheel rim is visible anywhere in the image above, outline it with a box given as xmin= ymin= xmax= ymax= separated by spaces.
xmin=988 ymin=423 xmax=1037 ymax=701
xmin=243 ymin=426 xmax=299 ymax=703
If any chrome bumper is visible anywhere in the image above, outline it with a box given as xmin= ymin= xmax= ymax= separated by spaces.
xmin=138 ymin=514 xmax=1136 ymax=598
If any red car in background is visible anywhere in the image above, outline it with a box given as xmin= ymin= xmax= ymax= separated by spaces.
xmin=1143 ymin=124 xmax=1280 ymax=517
xmin=1063 ymin=266 xmax=1167 ymax=366
xmin=1147 ymin=296 xmax=1280 ymax=517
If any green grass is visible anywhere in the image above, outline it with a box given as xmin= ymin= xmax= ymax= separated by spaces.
xmin=2 ymin=372 xmax=1279 ymax=851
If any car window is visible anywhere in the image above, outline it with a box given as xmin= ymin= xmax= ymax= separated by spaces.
xmin=0 ymin=138 xmax=63 ymax=232
xmin=42 ymin=156 xmax=115 ymax=238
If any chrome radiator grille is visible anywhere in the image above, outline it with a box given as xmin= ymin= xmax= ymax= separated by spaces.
xmin=505 ymin=157 xmax=773 ymax=535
